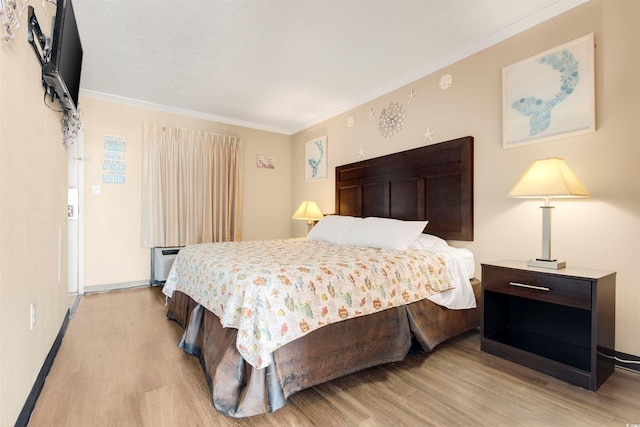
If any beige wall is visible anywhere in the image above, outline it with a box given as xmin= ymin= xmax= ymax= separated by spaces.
xmin=0 ymin=3 xmax=70 ymax=425
xmin=292 ymin=0 xmax=640 ymax=356
xmin=79 ymin=97 xmax=292 ymax=288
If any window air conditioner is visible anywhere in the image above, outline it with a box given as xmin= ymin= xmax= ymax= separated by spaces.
xmin=153 ymin=247 xmax=182 ymax=282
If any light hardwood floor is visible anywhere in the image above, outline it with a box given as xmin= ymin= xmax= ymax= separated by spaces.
xmin=29 ymin=287 xmax=640 ymax=427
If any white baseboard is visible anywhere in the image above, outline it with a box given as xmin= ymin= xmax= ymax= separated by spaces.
xmin=84 ymin=280 xmax=151 ymax=294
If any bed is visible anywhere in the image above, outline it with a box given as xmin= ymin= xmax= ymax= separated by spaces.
xmin=163 ymin=136 xmax=479 ymax=417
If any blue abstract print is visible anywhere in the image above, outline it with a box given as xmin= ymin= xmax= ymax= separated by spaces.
xmin=511 ymin=49 xmax=580 ymax=136
xmin=307 ymin=139 xmax=324 ymax=179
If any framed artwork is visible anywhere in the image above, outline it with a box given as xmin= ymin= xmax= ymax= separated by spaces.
xmin=257 ymin=155 xmax=275 ymax=169
xmin=305 ymin=136 xmax=327 ymax=181
xmin=502 ymin=33 xmax=595 ymax=148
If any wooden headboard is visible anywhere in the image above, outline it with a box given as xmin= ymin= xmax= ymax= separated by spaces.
xmin=335 ymin=136 xmax=474 ymax=241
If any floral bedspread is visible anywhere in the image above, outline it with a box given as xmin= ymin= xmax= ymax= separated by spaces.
xmin=163 ymin=239 xmax=457 ymax=369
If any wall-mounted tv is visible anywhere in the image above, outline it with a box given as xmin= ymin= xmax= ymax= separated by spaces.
xmin=42 ymin=0 xmax=83 ymax=114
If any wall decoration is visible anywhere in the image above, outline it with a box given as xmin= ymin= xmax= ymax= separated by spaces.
xmin=502 ymin=33 xmax=595 ymax=148
xmin=421 ymin=126 xmax=435 ymax=143
xmin=439 ymin=74 xmax=453 ymax=90
xmin=406 ymin=88 xmax=417 ymax=103
xmin=305 ymin=136 xmax=327 ymax=181
xmin=1 ymin=0 xmax=28 ymax=42
xmin=357 ymin=146 xmax=366 ymax=159
xmin=346 ymin=116 xmax=355 ymax=128
xmin=378 ymin=102 xmax=405 ymax=139
xmin=257 ymin=155 xmax=275 ymax=169
xmin=102 ymin=134 xmax=127 ymax=184
xmin=61 ymin=110 xmax=82 ymax=149
xmin=368 ymin=107 xmax=376 ymax=120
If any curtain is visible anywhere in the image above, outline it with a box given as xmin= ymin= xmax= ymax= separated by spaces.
xmin=141 ymin=123 xmax=243 ymax=248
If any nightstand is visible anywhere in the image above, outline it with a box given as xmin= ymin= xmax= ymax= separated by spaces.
xmin=481 ymin=260 xmax=616 ymax=391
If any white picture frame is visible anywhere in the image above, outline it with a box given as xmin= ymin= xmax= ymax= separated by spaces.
xmin=502 ymin=33 xmax=595 ymax=148
xmin=305 ymin=136 xmax=327 ymax=181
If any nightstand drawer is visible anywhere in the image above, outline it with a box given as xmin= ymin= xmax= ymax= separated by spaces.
xmin=483 ymin=265 xmax=591 ymax=310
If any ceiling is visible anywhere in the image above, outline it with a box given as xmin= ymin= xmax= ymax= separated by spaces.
xmin=73 ymin=0 xmax=586 ymax=135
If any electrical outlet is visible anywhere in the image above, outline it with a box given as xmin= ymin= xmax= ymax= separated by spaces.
xmin=30 ymin=304 xmax=35 ymax=331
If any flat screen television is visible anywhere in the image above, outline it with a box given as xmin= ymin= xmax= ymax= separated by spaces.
xmin=42 ymin=0 xmax=83 ymax=114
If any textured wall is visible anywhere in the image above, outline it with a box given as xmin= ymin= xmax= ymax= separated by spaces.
xmin=291 ymin=0 xmax=640 ymax=356
xmin=79 ymin=96 xmax=292 ymax=288
xmin=0 ymin=2 xmax=70 ymax=425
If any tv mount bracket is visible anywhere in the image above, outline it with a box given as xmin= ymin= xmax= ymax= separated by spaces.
xmin=27 ymin=6 xmax=50 ymax=66
xmin=27 ymin=6 xmax=58 ymax=102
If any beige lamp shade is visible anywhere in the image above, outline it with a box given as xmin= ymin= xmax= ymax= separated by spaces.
xmin=292 ymin=201 xmax=324 ymax=222
xmin=509 ymin=157 xmax=589 ymax=270
xmin=509 ymin=157 xmax=589 ymax=199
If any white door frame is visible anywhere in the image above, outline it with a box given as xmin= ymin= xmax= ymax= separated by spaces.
xmin=67 ymin=131 xmax=84 ymax=295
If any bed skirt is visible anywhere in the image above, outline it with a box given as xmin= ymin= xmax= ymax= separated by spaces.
xmin=166 ymin=278 xmax=481 ymax=418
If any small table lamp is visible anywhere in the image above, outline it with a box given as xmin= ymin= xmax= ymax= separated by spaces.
xmin=509 ymin=157 xmax=589 ymax=269
xmin=292 ymin=201 xmax=324 ymax=232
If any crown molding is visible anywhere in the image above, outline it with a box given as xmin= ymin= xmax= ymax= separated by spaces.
xmin=80 ymin=89 xmax=292 ymax=135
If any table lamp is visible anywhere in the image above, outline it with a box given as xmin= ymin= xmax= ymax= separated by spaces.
xmin=292 ymin=201 xmax=324 ymax=232
xmin=508 ymin=157 xmax=589 ymax=269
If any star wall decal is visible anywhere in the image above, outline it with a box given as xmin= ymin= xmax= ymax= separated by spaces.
xmin=406 ymin=88 xmax=417 ymax=103
xmin=357 ymin=146 xmax=366 ymax=158
xmin=421 ymin=126 xmax=435 ymax=142
xmin=368 ymin=107 xmax=376 ymax=120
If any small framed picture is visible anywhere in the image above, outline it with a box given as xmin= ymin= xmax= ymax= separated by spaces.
xmin=257 ymin=155 xmax=275 ymax=169
xmin=305 ymin=136 xmax=327 ymax=181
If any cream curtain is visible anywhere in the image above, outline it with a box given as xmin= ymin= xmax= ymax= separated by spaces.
xmin=141 ymin=123 xmax=243 ymax=248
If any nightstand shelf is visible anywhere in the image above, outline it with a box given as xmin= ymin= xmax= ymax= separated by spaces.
xmin=481 ymin=260 xmax=616 ymax=391
xmin=486 ymin=328 xmax=591 ymax=372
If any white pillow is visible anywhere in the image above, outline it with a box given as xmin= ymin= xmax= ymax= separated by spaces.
xmin=346 ymin=217 xmax=428 ymax=251
xmin=408 ymin=233 xmax=449 ymax=250
xmin=307 ymin=215 xmax=362 ymax=245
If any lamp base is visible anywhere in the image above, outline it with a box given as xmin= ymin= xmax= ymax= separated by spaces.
xmin=527 ymin=259 xmax=566 ymax=269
